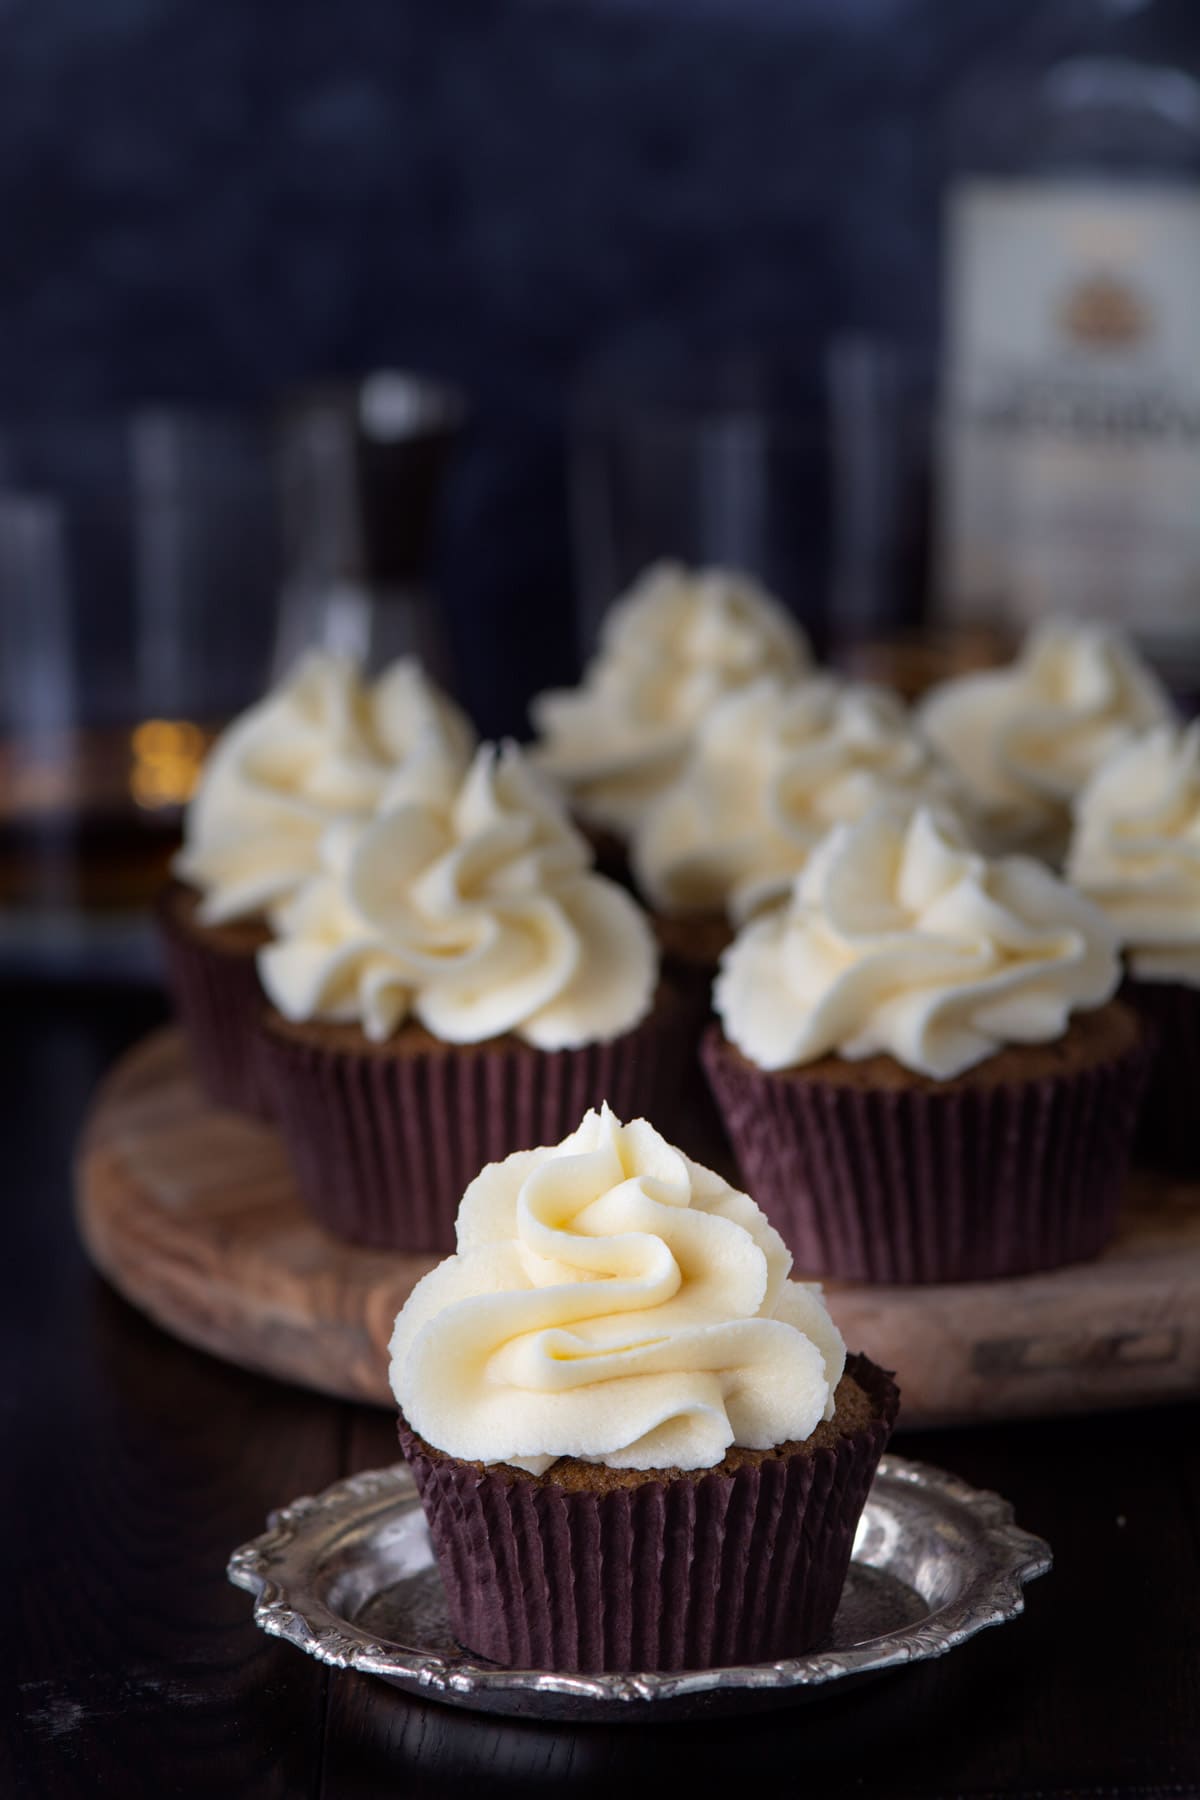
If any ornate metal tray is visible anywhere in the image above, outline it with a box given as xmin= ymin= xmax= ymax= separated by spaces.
xmin=227 ymin=1454 xmax=1051 ymax=1723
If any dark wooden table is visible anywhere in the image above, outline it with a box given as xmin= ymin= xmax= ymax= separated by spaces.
xmin=4 ymin=980 xmax=1199 ymax=1800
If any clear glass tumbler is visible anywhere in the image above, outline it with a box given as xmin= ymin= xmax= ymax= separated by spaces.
xmin=568 ymin=339 xmax=934 ymax=664
xmin=0 ymin=408 xmax=280 ymax=976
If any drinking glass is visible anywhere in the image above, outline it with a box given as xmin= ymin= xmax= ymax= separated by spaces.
xmin=0 ymin=408 xmax=279 ymax=976
xmin=569 ymin=338 xmax=934 ymax=663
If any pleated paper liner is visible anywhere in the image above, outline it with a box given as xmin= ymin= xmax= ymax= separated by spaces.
xmin=397 ymin=1353 xmax=899 ymax=1673
xmin=257 ymin=989 xmax=690 ymax=1253
xmin=1123 ymin=977 xmax=1200 ymax=1180
xmin=701 ymin=1003 xmax=1151 ymax=1285
xmin=650 ymin=909 xmax=735 ymax=1169
xmin=155 ymin=881 xmax=275 ymax=1120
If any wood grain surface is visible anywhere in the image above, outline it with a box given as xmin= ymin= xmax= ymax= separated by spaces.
xmin=75 ymin=1027 xmax=1200 ymax=1430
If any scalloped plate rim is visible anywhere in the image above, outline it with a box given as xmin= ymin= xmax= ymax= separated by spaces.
xmin=227 ymin=1451 xmax=1052 ymax=1717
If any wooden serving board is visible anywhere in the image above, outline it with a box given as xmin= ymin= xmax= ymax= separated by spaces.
xmin=75 ymin=1028 xmax=1200 ymax=1429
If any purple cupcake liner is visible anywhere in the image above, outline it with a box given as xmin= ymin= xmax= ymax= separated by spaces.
xmin=1123 ymin=978 xmax=1200 ymax=1179
xmin=701 ymin=1020 xmax=1151 ymax=1284
xmin=257 ymin=1002 xmax=689 ymax=1253
xmin=651 ymin=926 xmax=736 ymax=1173
xmin=398 ymin=1352 xmax=898 ymax=1672
xmin=155 ymin=884 xmax=274 ymax=1120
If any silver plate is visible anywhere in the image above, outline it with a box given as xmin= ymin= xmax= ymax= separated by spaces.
xmin=227 ymin=1455 xmax=1051 ymax=1723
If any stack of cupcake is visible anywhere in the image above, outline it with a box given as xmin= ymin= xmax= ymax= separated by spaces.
xmin=530 ymin=560 xmax=813 ymax=886
xmin=531 ymin=560 xmax=958 ymax=971
xmin=530 ymin=581 xmax=1180 ymax=1289
xmin=161 ymin=606 xmax=901 ymax=1674
xmin=163 ymin=574 xmax=1186 ymax=1279
xmin=530 ymin=561 xmax=974 ymax=1166
xmin=161 ymin=566 xmax=1192 ymax=1675
xmin=164 ymin=645 xmax=692 ymax=1252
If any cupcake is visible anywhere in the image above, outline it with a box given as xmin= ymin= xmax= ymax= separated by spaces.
xmin=631 ymin=673 xmax=961 ymax=1168
xmin=389 ymin=1103 xmax=899 ymax=1672
xmin=633 ymin=673 xmax=961 ymax=941
xmin=255 ymin=742 xmax=682 ymax=1250
xmin=529 ymin=561 xmax=811 ymax=847
xmin=162 ymin=650 xmax=472 ymax=1116
xmin=1067 ymin=722 xmax=1200 ymax=1175
xmin=703 ymin=804 xmax=1148 ymax=1283
xmin=918 ymin=618 xmax=1174 ymax=863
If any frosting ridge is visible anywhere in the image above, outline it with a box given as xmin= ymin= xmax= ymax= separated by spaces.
xmin=174 ymin=651 xmax=474 ymax=925
xmin=259 ymin=741 xmax=657 ymax=1047
xmin=388 ymin=1104 xmax=846 ymax=1472
xmin=1067 ymin=722 xmax=1200 ymax=986
xmin=715 ymin=804 xmax=1120 ymax=1077
xmin=632 ymin=675 xmax=960 ymax=921
xmin=918 ymin=620 xmax=1173 ymax=849
xmin=530 ymin=562 xmax=811 ymax=835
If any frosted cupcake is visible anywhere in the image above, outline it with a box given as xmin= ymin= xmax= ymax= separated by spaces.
xmin=918 ymin=619 xmax=1173 ymax=863
xmin=633 ymin=673 xmax=961 ymax=952
xmin=1068 ymin=723 xmax=1200 ymax=1175
xmin=390 ymin=1103 xmax=898 ymax=1671
xmin=703 ymin=805 xmax=1148 ymax=1283
xmin=162 ymin=650 xmax=473 ymax=1115
xmin=628 ymin=674 xmax=962 ymax=1168
xmin=529 ymin=561 xmax=811 ymax=846
xmin=256 ymin=743 xmax=681 ymax=1249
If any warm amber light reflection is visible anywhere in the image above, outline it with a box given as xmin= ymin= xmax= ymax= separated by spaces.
xmin=130 ymin=718 xmax=207 ymax=810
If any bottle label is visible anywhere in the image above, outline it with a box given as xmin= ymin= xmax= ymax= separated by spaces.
xmin=939 ymin=179 xmax=1200 ymax=643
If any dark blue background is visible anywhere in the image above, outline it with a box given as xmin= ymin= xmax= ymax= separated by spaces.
xmin=4 ymin=0 xmax=1197 ymax=729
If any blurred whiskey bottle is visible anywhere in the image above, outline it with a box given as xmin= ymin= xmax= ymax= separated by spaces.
xmin=938 ymin=1 xmax=1200 ymax=668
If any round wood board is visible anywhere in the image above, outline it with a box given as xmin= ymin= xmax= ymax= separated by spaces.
xmin=76 ymin=1028 xmax=1200 ymax=1428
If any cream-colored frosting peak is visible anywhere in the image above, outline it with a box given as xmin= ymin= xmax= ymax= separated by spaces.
xmin=715 ymin=805 xmax=1120 ymax=1078
xmin=632 ymin=675 xmax=961 ymax=922
xmin=258 ymin=742 xmax=657 ymax=1047
xmin=530 ymin=561 xmax=812 ymax=836
xmin=388 ymin=1104 xmax=846 ymax=1472
xmin=1067 ymin=723 xmax=1200 ymax=986
xmin=174 ymin=651 xmax=475 ymax=925
xmin=918 ymin=620 xmax=1174 ymax=852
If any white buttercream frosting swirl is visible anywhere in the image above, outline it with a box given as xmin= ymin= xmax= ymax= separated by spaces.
xmin=1067 ymin=723 xmax=1200 ymax=987
xmin=918 ymin=620 xmax=1174 ymax=852
xmin=715 ymin=805 xmax=1120 ymax=1078
xmin=632 ymin=675 xmax=961 ymax=922
xmin=174 ymin=651 xmax=475 ymax=926
xmin=388 ymin=1104 xmax=846 ymax=1473
xmin=258 ymin=742 xmax=657 ymax=1048
xmin=530 ymin=561 xmax=812 ymax=836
